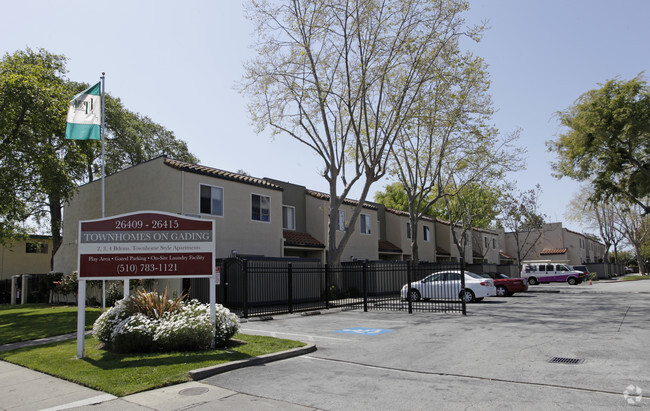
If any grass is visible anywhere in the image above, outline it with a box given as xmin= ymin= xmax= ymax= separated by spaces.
xmin=0 ymin=304 xmax=102 ymax=345
xmin=619 ymin=275 xmax=650 ymax=281
xmin=0 ymin=333 xmax=305 ymax=396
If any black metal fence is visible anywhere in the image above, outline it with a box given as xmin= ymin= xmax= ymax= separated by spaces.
xmin=188 ymin=258 xmax=467 ymax=318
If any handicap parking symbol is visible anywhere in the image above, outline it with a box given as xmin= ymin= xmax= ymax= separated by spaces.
xmin=334 ymin=327 xmax=394 ymax=335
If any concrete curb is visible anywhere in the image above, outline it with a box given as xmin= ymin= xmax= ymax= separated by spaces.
xmin=189 ymin=342 xmax=317 ymax=380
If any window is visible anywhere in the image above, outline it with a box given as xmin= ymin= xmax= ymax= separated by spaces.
xmin=493 ymin=238 xmax=497 ymax=248
xmin=26 ymin=242 xmax=48 ymax=254
xmin=423 ymin=226 xmax=430 ymax=242
xmin=282 ymin=206 xmax=295 ymax=230
xmin=484 ymin=237 xmax=489 ymax=249
xmin=360 ymin=213 xmax=371 ymax=234
xmin=200 ymin=184 xmax=223 ymax=216
xmin=337 ymin=209 xmax=346 ymax=231
xmin=252 ymin=194 xmax=270 ymax=222
xmin=406 ymin=222 xmax=411 ymax=239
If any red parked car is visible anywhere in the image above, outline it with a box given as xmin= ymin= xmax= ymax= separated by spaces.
xmin=479 ymin=273 xmax=529 ymax=297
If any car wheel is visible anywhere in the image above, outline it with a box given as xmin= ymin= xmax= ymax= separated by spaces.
xmin=528 ymin=277 xmax=538 ymax=285
xmin=408 ymin=289 xmax=421 ymax=301
xmin=460 ymin=289 xmax=475 ymax=303
xmin=496 ymin=285 xmax=508 ymax=297
xmin=568 ymin=277 xmax=577 ymax=285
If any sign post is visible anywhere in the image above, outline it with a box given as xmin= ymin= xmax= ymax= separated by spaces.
xmin=76 ymin=211 xmax=215 ymax=358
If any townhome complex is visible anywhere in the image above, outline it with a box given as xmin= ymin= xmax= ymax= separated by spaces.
xmin=500 ymin=222 xmax=607 ymax=264
xmin=52 ymin=157 xmax=604 ymax=276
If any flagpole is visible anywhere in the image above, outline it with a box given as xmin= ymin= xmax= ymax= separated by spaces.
xmin=100 ymin=73 xmax=107 ymax=312
xmin=100 ymin=73 xmax=106 ymax=218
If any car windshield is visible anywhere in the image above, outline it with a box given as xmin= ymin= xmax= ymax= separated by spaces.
xmin=496 ymin=273 xmax=509 ymax=279
xmin=477 ymin=273 xmax=492 ymax=278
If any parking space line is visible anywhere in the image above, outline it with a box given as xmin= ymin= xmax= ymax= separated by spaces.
xmin=240 ymin=328 xmax=355 ymax=342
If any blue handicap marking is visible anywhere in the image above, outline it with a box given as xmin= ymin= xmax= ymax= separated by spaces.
xmin=334 ymin=327 xmax=394 ymax=335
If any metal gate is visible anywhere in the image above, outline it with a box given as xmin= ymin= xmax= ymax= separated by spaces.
xmin=189 ymin=258 xmax=467 ymax=317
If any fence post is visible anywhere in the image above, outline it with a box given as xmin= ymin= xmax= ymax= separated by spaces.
xmin=460 ymin=257 xmax=467 ymax=316
xmin=243 ymin=259 xmax=249 ymax=318
xmin=362 ymin=261 xmax=368 ymax=312
xmin=325 ymin=264 xmax=330 ymax=309
xmin=407 ymin=261 xmax=413 ymax=314
xmin=288 ymin=262 xmax=293 ymax=314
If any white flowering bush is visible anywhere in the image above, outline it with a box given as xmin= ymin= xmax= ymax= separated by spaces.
xmin=92 ymin=291 xmax=240 ymax=353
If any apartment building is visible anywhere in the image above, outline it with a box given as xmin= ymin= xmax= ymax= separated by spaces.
xmin=0 ymin=235 xmax=53 ymax=281
xmin=54 ymin=157 xmax=559 ymax=277
xmin=500 ymin=222 xmax=606 ymax=265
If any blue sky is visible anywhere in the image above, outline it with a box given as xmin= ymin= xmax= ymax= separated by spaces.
xmin=3 ymin=0 xmax=649 ymax=234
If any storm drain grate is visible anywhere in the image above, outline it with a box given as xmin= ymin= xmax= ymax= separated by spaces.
xmin=548 ymin=357 xmax=584 ymax=365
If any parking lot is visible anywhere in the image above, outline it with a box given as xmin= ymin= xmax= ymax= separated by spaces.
xmin=204 ymin=280 xmax=650 ymax=410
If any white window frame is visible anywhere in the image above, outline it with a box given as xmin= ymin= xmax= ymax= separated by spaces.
xmin=337 ymin=209 xmax=346 ymax=231
xmin=282 ymin=205 xmax=296 ymax=230
xmin=360 ymin=213 xmax=371 ymax=235
xmin=199 ymin=184 xmax=224 ymax=217
xmin=423 ymin=226 xmax=430 ymax=242
xmin=251 ymin=193 xmax=271 ymax=223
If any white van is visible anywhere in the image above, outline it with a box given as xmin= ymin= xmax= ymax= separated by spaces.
xmin=521 ymin=261 xmax=584 ymax=285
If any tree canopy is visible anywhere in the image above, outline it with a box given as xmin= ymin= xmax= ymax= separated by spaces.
xmin=241 ymin=0 xmax=483 ymax=264
xmin=549 ymin=75 xmax=650 ymax=214
xmin=0 ymin=48 xmax=198 ymax=253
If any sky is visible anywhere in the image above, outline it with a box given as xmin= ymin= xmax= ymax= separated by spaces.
xmin=2 ymin=0 xmax=649 ymax=235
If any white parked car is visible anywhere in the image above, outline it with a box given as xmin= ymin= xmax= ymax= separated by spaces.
xmin=401 ymin=270 xmax=496 ymax=303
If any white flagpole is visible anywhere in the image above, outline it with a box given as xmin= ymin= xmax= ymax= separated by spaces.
xmin=101 ymin=73 xmax=106 ymax=218
xmin=100 ymin=73 xmax=107 ymax=312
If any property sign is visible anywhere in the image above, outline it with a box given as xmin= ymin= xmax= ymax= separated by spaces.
xmin=78 ymin=211 xmax=215 ymax=279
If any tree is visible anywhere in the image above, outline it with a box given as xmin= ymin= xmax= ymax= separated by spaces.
xmin=67 ymin=84 xmax=198 ymax=182
xmin=0 ymin=48 xmax=87 ymax=251
xmin=497 ymin=185 xmax=546 ymax=268
xmin=549 ymin=75 xmax=650 ymax=215
xmin=564 ymin=186 xmax=623 ymax=263
xmin=241 ymin=0 xmax=481 ymax=264
xmin=0 ymin=48 xmax=198 ymax=258
xmin=613 ymin=201 xmax=649 ymax=275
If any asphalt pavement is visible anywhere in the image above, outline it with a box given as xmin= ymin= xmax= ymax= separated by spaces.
xmin=1 ymin=279 xmax=649 ymax=410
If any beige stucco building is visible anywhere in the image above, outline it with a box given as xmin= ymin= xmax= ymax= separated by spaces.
xmin=54 ymin=157 xmax=601 ymax=279
xmin=55 ymin=157 xmax=284 ymax=280
xmin=500 ymin=222 xmax=606 ymax=265
xmin=0 ymin=235 xmax=53 ymax=281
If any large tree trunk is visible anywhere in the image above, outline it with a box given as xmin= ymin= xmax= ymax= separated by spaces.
xmin=49 ymin=192 xmax=62 ymax=270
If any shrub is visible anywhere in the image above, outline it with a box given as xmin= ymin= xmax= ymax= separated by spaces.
xmin=92 ymin=291 xmax=240 ymax=353
xmin=105 ymin=282 xmax=124 ymax=307
xmin=93 ymin=299 xmax=130 ymax=343
xmin=110 ymin=313 xmax=156 ymax=353
xmin=124 ymin=288 xmax=186 ymax=319
xmin=154 ymin=301 xmax=214 ymax=351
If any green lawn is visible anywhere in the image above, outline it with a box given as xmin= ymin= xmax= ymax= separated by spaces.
xmin=620 ymin=275 xmax=650 ymax=281
xmin=0 ymin=304 xmax=102 ymax=345
xmin=0 ymin=334 xmax=305 ymax=396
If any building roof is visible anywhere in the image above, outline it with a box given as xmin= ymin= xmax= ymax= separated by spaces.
xmin=385 ymin=208 xmax=436 ymax=222
xmin=164 ymin=158 xmax=282 ymax=191
xmin=378 ymin=240 xmax=402 ymax=253
xmin=283 ymin=231 xmax=325 ymax=248
xmin=306 ymin=190 xmax=378 ymax=210
xmin=540 ymin=248 xmax=568 ymax=255
xmin=436 ymin=246 xmax=451 ymax=256
xmin=499 ymin=251 xmax=515 ymax=260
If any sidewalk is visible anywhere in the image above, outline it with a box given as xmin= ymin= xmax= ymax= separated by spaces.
xmin=0 ymin=334 xmax=316 ymax=411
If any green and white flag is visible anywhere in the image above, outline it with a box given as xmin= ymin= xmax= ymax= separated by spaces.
xmin=65 ymin=82 xmax=101 ymax=140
